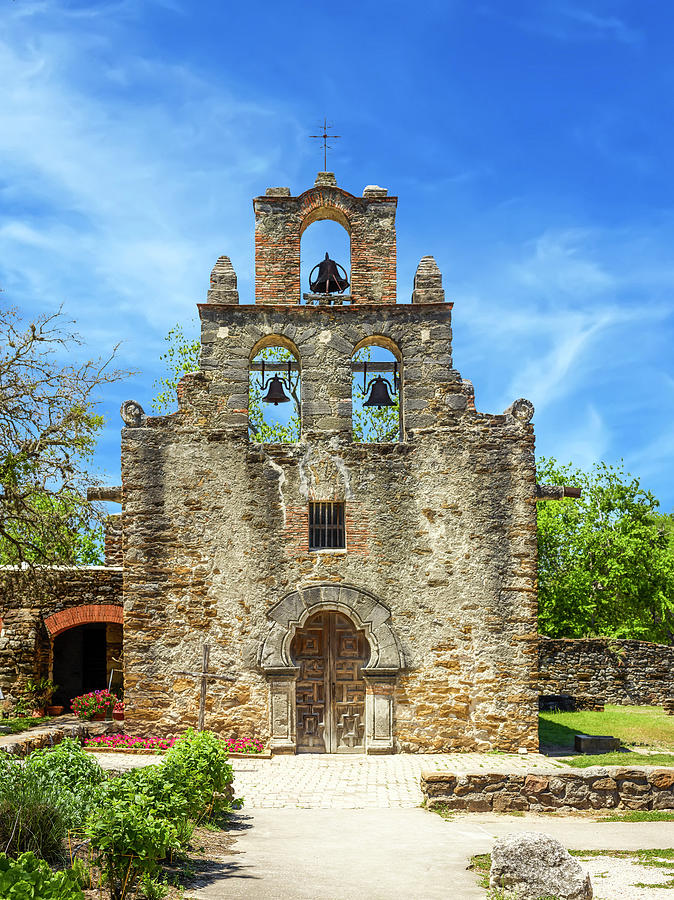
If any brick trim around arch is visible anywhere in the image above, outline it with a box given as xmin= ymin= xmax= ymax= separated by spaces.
xmin=44 ymin=604 xmax=123 ymax=638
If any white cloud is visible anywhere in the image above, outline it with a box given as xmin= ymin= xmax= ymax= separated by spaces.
xmin=0 ymin=1 xmax=307 ymax=352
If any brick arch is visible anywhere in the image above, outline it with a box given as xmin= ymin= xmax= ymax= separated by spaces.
xmin=297 ymin=187 xmax=356 ymax=236
xmin=44 ymin=604 xmax=123 ymax=638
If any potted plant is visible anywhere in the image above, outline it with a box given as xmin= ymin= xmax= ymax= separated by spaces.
xmin=71 ymin=689 xmax=117 ymax=721
xmin=112 ymin=700 xmax=124 ymax=721
xmin=20 ymin=678 xmax=58 ymax=716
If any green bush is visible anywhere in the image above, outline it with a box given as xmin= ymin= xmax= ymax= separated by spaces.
xmin=0 ymin=756 xmax=71 ymax=862
xmin=86 ymin=799 xmax=178 ymax=900
xmin=26 ymin=739 xmax=104 ymax=792
xmin=0 ymin=851 xmax=83 ymax=899
xmin=25 ymin=738 xmax=104 ymax=826
xmin=100 ymin=765 xmax=190 ymax=825
xmin=161 ymin=729 xmax=233 ymax=819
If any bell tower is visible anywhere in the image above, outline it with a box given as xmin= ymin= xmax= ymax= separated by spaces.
xmin=253 ymin=172 xmax=398 ymax=305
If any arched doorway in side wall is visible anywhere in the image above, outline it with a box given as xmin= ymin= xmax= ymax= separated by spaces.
xmin=44 ymin=606 xmax=123 ymax=710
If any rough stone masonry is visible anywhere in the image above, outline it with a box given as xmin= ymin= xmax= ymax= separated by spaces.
xmin=117 ymin=172 xmax=545 ymax=753
xmin=1 ymin=172 xmax=572 ymax=753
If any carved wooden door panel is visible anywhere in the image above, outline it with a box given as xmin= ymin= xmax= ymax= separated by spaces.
xmin=292 ymin=612 xmax=369 ymax=753
xmin=293 ymin=613 xmax=328 ymax=752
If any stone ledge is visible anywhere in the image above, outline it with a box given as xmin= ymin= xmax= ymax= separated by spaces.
xmin=0 ymin=720 xmax=121 ymax=757
xmin=421 ymin=767 xmax=674 ymax=812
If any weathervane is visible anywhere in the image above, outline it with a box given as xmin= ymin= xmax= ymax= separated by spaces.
xmin=310 ymin=118 xmax=341 ymax=171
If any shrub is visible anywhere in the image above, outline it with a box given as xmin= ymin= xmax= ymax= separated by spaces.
xmin=161 ymin=729 xmax=233 ymax=819
xmin=0 ymin=756 xmax=70 ymax=862
xmin=27 ymin=738 xmax=104 ymax=792
xmin=0 ymin=852 xmax=84 ymax=900
xmin=86 ymin=800 xmax=178 ymax=900
xmin=25 ymin=738 xmax=105 ymax=827
xmin=100 ymin=766 xmax=190 ymax=826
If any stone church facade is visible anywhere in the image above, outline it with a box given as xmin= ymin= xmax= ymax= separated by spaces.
xmin=1 ymin=173 xmax=558 ymax=753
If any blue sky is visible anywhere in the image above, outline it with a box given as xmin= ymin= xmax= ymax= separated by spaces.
xmin=1 ymin=0 xmax=673 ymax=510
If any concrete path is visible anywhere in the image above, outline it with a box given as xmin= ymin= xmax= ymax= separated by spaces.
xmin=185 ymin=809 xmax=674 ymax=900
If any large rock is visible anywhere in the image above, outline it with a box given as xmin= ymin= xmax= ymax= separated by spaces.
xmin=490 ymin=832 xmax=592 ymax=899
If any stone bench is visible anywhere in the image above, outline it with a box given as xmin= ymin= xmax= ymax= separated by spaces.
xmin=574 ymin=733 xmax=621 ymax=754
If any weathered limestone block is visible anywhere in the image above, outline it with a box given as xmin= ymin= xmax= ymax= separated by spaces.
xmin=411 ymin=256 xmax=445 ymax=304
xmin=490 ymin=832 xmax=593 ymax=900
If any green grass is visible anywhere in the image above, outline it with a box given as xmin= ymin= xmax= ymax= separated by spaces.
xmin=539 ymin=704 xmax=674 ymax=752
xmin=0 ymin=717 xmax=50 ymax=735
xmin=566 ymin=750 xmax=674 ymax=767
xmin=598 ymin=810 xmax=674 ymax=822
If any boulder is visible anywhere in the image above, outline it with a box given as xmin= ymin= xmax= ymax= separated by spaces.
xmin=490 ymin=832 xmax=592 ymax=899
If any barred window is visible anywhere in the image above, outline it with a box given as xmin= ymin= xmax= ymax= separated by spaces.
xmin=309 ymin=501 xmax=345 ymax=550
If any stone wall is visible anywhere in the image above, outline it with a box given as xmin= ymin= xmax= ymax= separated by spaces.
xmin=0 ymin=567 xmax=122 ymax=701
xmin=422 ymin=767 xmax=674 ymax=812
xmin=120 ymin=296 xmax=540 ymax=752
xmin=538 ymin=637 xmax=674 ymax=706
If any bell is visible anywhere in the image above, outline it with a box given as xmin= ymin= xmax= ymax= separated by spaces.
xmin=262 ymin=374 xmax=291 ymax=405
xmin=309 ymin=252 xmax=349 ymax=294
xmin=363 ymin=375 xmax=395 ymax=408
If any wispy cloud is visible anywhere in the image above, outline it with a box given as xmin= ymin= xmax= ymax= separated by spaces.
xmin=0 ymin=1 xmax=305 ymax=355
xmin=480 ymin=1 xmax=641 ymax=45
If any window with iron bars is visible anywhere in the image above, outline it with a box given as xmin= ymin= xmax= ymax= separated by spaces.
xmin=308 ymin=501 xmax=345 ymax=550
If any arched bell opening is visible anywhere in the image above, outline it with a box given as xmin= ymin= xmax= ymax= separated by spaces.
xmin=300 ymin=218 xmax=351 ymax=305
xmin=248 ymin=337 xmax=301 ymax=443
xmin=351 ymin=338 xmax=402 ymax=442
xmin=290 ymin=610 xmax=370 ymax=754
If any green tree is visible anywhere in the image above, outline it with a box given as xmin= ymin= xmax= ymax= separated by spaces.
xmin=0 ymin=307 xmax=123 ymax=570
xmin=537 ymin=457 xmax=674 ymax=642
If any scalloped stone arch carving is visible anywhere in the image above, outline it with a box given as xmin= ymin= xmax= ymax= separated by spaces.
xmin=260 ymin=583 xmax=402 ymax=674
xmin=260 ymin=584 xmax=402 ymax=754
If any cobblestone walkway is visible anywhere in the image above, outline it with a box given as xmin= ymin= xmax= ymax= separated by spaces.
xmin=229 ymin=752 xmax=567 ymax=809
xmin=91 ymin=749 xmax=567 ymax=809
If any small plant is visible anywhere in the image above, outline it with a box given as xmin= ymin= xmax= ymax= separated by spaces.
xmin=139 ymin=872 xmax=169 ymax=900
xmin=0 ymin=755 xmax=71 ymax=861
xmin=71 ymin=689 xmax=117 ymax=720
xmin=16 ymin=677 xmax=58 ymax=714
xmin=0 ymin=851 xmax=84 ymax=899
xmin=86 ymin=800 xmax=178 ymax=900
xmin=162 ymin=729 xmax=234 ymax=820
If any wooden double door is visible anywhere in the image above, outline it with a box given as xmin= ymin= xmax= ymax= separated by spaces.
xmin=291 ymin=612 xmax=370 ymax=753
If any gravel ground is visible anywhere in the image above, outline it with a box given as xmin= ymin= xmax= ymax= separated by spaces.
xmin=578 ymin=854 xmax=674 ymax=900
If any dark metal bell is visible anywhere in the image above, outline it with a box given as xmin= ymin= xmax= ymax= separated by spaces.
xmin=309 ymin=252 xmax=349 ymax=294
xmin=262 ymin=374 xmax=291 ymax=405
xmin=363 ymin=376 xmax=395 ymax=408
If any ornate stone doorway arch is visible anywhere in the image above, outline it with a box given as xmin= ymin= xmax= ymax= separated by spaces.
xmin=260 ymin=584 xmax=403 ymax=754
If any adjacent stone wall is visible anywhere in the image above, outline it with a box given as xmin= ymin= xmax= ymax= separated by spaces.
xmin=538 ymin=637 xmax=674 ymax=706
xmin=121 ymin=298 xmax=540 ymax=752
xmin=0 ymin=567 xmax=122 ymax=701
xmin=422 ymin=767 xmax=674 ymax=812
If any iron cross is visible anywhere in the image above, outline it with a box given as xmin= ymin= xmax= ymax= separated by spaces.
xmin=177 ymin=643 xmax=236 ymax=732
xmin=310 ymin=118 xmax=341 ymax=171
